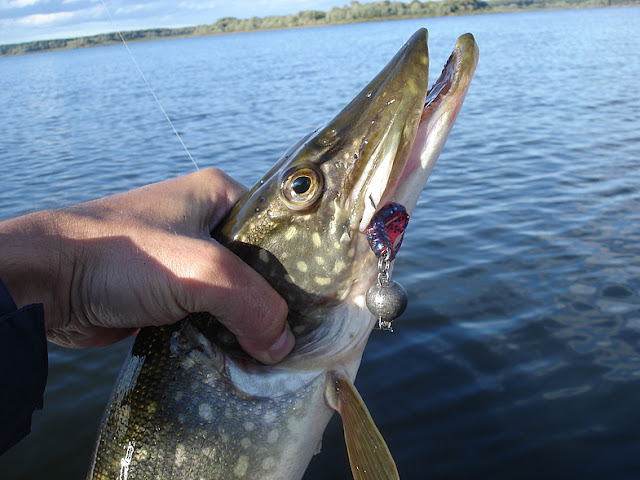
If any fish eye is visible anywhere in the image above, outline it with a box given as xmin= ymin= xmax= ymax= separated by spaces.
xmin=292 ymin=176 xmax=312 ymax=195
xmin=280 ymin=165 xmax=323 ymax=211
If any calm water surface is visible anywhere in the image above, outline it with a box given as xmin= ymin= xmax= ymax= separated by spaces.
xmin=1 ymin=7 xmax=640 ymax=479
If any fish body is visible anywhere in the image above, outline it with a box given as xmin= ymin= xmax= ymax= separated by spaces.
xmin=88 ymin=29 xmax=478 ymax=480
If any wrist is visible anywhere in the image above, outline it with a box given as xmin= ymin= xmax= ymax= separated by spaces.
xmin=0 ymin=210 xmax=68 ymax=327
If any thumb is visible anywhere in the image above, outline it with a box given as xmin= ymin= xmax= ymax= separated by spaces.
xmin=187 ymin=239 xmax=294 ymax=365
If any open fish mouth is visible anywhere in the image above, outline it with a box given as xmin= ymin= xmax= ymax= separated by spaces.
xmin=354 ymin=29 xmax=480 ymax=231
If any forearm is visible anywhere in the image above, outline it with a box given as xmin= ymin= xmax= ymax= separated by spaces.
xmin=0 ymin=210 xmax=67 ymax=325
xmin=0 ymin=205 xmax=146 ymax=348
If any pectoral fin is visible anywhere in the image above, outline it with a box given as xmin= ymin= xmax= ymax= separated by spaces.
xmin=326 ymin=371 xmax=399 ymax=480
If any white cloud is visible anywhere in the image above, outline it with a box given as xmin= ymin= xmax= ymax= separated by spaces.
xmin=7 ymin=0 xmax=42 ymax=7
xmin=178 ymin=1 xmax=222 ymax=10
xmin=113 ymin=3 xmax=154 ymax=15
xmin=17 ymin=10 xmax=75 ymax=25
xmin=15 ymin=4 xmax=101 ymax=26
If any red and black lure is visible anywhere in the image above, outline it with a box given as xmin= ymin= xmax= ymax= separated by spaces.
xmin=364 ymin=202 xmax=410 ymax=262
xmin=364 ymin=203 xmax=409 ymax=331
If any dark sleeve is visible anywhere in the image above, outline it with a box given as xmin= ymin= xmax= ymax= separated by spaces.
xmin=0 ymin=278 xmax=47 ymax=456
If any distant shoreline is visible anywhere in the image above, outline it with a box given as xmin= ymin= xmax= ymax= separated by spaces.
xmin=2 ymin=0 xmax=638 ymax=57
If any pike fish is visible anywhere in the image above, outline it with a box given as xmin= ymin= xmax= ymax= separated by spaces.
xmin=88 ymin=28 xmax=478 ymax=480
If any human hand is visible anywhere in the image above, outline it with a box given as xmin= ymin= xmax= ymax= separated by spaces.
xmin=0 ymin=168 xmax=293 ymax=364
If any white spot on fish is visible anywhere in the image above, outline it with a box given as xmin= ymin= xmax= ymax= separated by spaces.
xmin=243 ymin=421 xmax=255 ymax=432
xmin=174 ymin=444 xmax=186 ymax=468
xmin=199 ymin=403 xmax=213 ymax=421
xmin=234 ymin=455 xmax=249 ymax=477
xmin=334 ymin=260 xmax=346 ymax=273
xmin=181 ymin=356 xmax=195 ymax=369
xmin=347 ymin=248 xmax=355 ymax=257
xmin=285 ymin=226 xmax=297 ymax=240
xmin=263 ymin=457 xmax=276 ymax=470
xmin=258 ymin=249 xmax=270 ymax=263
xmin=315 ymin=256 xmax=325 ymax=265
xmin=297 ymin=261 xmax=308 ymax=273
xmin=137 ymin=447 xmax=148 ymax=461
xmin=267 ymin=429 xmax=279 ymax=444
xmin=263 ymin=411 xmax=278 ymax=424
xmin=203 ymin=446 xmax=216 ymax=459
xmin=312 ymin=232 xmax=322 ymax=247
xmin=315 ymin=276 xmax=331 ymax=286
xmin=241 ymin=437 xmax=251 ymax=449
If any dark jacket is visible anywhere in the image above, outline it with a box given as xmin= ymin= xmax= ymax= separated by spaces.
xmin=0 ymin=279 xmax=47 ymax=455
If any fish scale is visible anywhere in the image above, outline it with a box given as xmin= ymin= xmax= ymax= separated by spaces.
xmin=90 ymin=317 xmax=328 ymax=479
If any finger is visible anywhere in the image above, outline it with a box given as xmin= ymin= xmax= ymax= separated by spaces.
xmin=184 ymin=239 xmax=293 ymax=365
xmin=190 ymin=168 xmax=249 ymax=231
xmin=200 ymin=167 xmax=248 ymax=205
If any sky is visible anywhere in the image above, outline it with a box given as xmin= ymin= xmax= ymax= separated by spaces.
xmin=0 ymin=0 xmax=347 ymax=45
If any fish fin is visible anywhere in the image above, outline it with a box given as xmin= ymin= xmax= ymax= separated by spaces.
xmin=326 ymin=371 xmax=399 ymax=480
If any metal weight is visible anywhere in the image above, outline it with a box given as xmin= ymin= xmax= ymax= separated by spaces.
xmin=366 ymin=279 xmax=408 ymax=331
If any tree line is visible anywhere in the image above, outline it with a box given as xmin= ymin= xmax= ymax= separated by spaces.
xmin=2 ymin=0 xmax=638 ymax=56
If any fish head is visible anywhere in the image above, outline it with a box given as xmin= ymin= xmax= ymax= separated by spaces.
xmin=216 ymin=29 xmax=478 ymax=364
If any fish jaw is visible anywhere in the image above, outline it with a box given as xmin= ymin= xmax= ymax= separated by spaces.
xmin=391 ymin=33 xmax=479 ymax=216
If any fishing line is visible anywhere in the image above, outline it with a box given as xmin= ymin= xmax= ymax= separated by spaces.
xmin=99 ymin=0 xmax=199 ymax=171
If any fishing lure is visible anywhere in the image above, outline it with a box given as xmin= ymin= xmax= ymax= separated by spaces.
xmin=364 ymin=203 xmax=409 ymax=331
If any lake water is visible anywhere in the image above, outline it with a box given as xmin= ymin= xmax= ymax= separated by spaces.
xmin=1 ymin=6 xmax=640 ymax=479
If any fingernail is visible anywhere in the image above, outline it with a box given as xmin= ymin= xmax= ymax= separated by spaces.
xmin=265 ymin=326 xmax=295 ymax=364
